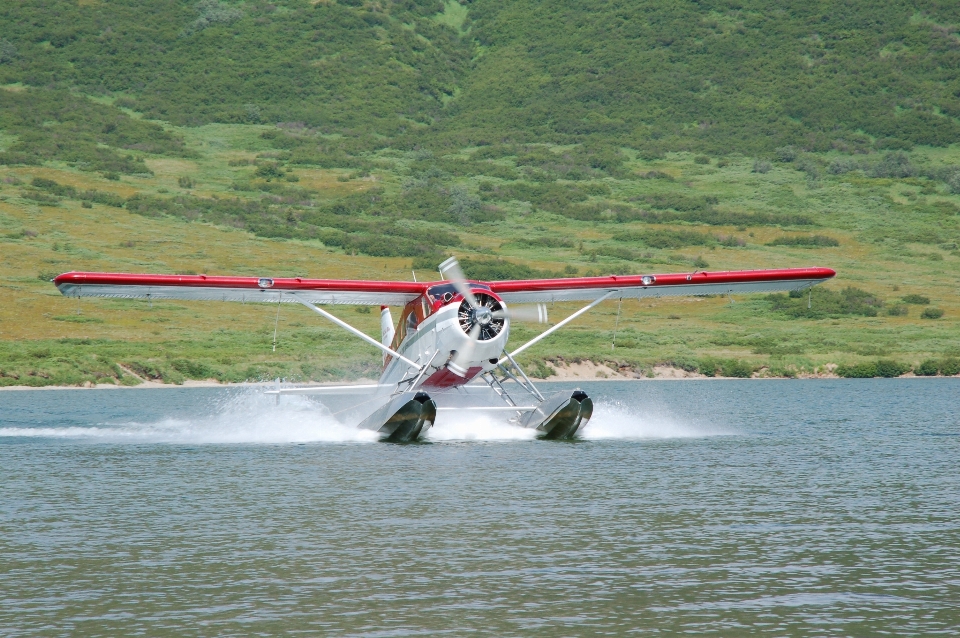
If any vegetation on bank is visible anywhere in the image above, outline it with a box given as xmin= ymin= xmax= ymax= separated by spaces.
xmin=1 ymin=1 xmax=959 ymax=385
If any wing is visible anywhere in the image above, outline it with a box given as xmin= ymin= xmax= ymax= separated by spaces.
xmin=487 ymin=267 xmax=836 ymax=303
xmin=53 ymin=272 xmax=428 ymax=306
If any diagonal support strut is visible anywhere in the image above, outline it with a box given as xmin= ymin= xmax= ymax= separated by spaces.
xmin=291 ymin=295 xmax=420 ymax=369
xmin=498 ymin=290 xmax=618 ymax=364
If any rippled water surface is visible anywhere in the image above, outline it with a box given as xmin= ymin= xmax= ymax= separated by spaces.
xmin=2 ymin=380 xmax=958 ymax=635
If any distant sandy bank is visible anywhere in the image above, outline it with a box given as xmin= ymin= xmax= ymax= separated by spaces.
xmin=3 ymin=361 xmax=953 ymax=390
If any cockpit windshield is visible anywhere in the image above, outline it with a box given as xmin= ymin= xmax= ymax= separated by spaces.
xmin=426 ymin=282 xmax=492 ymax=306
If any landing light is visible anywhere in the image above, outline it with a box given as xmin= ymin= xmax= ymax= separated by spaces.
xmin=258 ymin=278 xmax=274 ymax=288
xmin=641 ymin=275 xmax=655 ymax=286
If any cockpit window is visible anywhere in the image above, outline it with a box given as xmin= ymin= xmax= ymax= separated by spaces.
xmin=426 ymin=283 xmax=492 ymax=305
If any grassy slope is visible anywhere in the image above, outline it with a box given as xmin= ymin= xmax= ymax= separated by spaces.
xmin=1 ymin=117 xmax=958 ymax=385
xmin=1 ymin=0 xmax=959 ymax=385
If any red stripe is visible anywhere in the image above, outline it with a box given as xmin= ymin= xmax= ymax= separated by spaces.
xmin=487 ymin=267 xmax=836 ymax=293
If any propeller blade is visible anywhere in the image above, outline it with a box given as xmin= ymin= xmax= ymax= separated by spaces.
xmin=438 ymin=256 xmax=479 ymax=308
xmin=491 ymin=303 xmax=548 ymax=324
xmin=452 ymin=321 xmax=483 ymax=369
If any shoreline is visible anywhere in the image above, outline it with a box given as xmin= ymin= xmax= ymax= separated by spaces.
xmin=2 ymin=371 xmax=955 ymax=391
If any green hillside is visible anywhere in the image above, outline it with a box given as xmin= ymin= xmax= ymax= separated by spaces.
xmin=1 ymin=0 xmax=958 ymax=385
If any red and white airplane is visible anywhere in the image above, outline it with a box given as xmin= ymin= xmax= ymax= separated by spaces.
xmin=55 ymin=259 xmax=835 ymax=442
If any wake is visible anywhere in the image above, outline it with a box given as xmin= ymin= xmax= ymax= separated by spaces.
xmin=0 ymin=390 xmax=731 ymax=443
xmin=580 ymin=400 xmax=734 ymax=439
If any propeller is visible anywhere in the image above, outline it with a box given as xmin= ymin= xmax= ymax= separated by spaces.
xmin=438 ymin=256 xmax=479 ymax=309
xmin=491 ymin=303 xmax=548 ymax=324
xmin=451 ymin=320 xmax=483 ymax=372
xmin=440 ymin=256 xmax=548 ymax=324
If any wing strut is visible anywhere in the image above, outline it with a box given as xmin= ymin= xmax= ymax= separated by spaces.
xmin=498 ymin=290 xmax=618 ymax=364
xmin=292 ymin=295 xmax=420 ymax=369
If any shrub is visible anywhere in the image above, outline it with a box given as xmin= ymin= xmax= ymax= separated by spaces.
xmin=874 ymin=359 xmax=911 ymax=378
xmin=871 ymin=152 xmax=917 ymax=178
xmin=255 ymin=163 xmax=285 ymax=179
xmin=613 ymin=229 xmax=711 ymax=249
xmin=921 ymin=307 xmax=944 ymax=319
xmin=768 ymin=286 xmax=883 ymax=318
xmin=768 ymin=235 xmax=839 ymax=247
xmin=828 ymin=158 xmax=864 ymax=174
xmin=948 ymin=172 xmax=960 ymax=195
xmin=915 ymin=359 xmax=940 ymax=376
xmin=182 ymin=0 xmax=244 ymax=36
xmin=836 ymin=360 xmax=910 ymax=378
xmin=942 ymin=358 xmax=960 ymax=376
xmin=774 ymin=146 xmax=797 ymax=162
xmin=694 ymin=155 xmax=710 ymax=165
xmin=885 ymin=304 xmax=908 ymax=316
xmin=0 ymin=39 xmax=17 ymax=64
xmin=170 ymin=358 xmax=217 ymax=379
xmin=639 ymin=170 xmax=674 ymax=180
xmin=697 ymin=358 xmax=753 ymax=378
xmin=721 ymin=360 xmax=754 ymax=378
xmin=528 ymin=360 xmax=556 ymax=379
xmin=752 ymin=160 xmax=772 ymax=174
xmin=178 ymin=176 xmax=195 ymax=189
xmin=902 ymin=294 xmax=929 ymax=305
xmin=693 ymin=256 xmax=709 ymax=268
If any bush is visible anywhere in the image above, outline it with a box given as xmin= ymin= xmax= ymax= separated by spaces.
xmin=694 ymin=155 xmax=710 ymax=165
xmin=181 ymin=0 xmax=245 ymax=36
xmin=871 ymin=152 xmax=917 ymax=178
xmin=942 ymin=358 xmax=960 ymax=376
xmin=697 ymin=358 xmax=754 ymax=378
xmin=915 ymin=359 xmax=940 ymax=376
xmin=693 ymin=256 xmax=709 ymax=268
xmin=0 ymin=39 xmax=17 ymax=64
xmin=921 ymin=307 xmax=944 ymax=319
xmin=837 ymin=362 xmax=876 ymax=378
xmin=775 ymin=146 xmax=797 ymax=162
xmin=836 ymin=360 xmax=909 ymax=378
xmin=613 ymin=229 xmax=711 ymax=249
xmin=885 ymin=304 xmax=908 ymax=316
xmin=528 ymin=360 xmax=556 ymax=379
xmin=768 ymin=286 xmax=883 ymax=318
xmin=721 ymin=360 xmax=755 ymax=378
xmin=768 ymin=235 xmax=839 ymax=247
xmin=902 ymin=295 xmax=929 ymax=305
xmin=170 ymin=358 xmax=217 ymax=379
xmin=752 ymin=160 xmax=772 ymax=174
xmin=875 ymin=359 xmax=911 ymax=378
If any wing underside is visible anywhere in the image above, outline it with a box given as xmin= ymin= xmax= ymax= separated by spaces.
xmin=490 ymin=268 xmax=835 ymax=303
xmin=54 ymin=273 xmax=426 ymax=306
xmin=54 ymin=267 xmax=835 ymax=306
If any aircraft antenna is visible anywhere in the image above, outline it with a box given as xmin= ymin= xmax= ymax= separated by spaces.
xmin=611 ymin=297 xmax=622 ymax=350
xmin=272 ymin=292 xmax=282 ymax=352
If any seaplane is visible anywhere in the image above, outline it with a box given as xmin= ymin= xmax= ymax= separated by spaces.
xmin=54 ymin=259 xmax=835 ymax=442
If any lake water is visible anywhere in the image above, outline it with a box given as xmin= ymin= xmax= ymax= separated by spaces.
xmin=1 ymin=379 xmax=958 ymax=635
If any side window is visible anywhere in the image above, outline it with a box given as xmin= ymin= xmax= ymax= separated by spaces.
xmin=391 ymin=297 xmax=424 ymax=350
